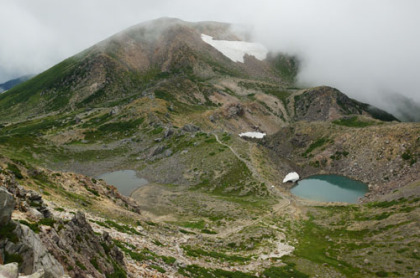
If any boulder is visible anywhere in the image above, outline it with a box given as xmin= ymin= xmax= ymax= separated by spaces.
xmin=182 ymin=124 xmax=200 ymax=132
xmin=26 ymin=208 xmax=44 ymax=221
xmin=164 ymin=128 xmax=174 ymax=138
xmin=164 ymin=149 xmax=173 ymax=157
xmin=226 ymin=103 xmax=243 ymax=118
xmin=151 ymin=146 xmax=165 ymax=156
xmin=0 ymin=262 xmax=18 ymax=278
xmin=0 ymin=187 xmax=15 ymax=225
xmin=109 ymin=107 xmax=119 ymax=116
xmin=20 ymin=269 xmax=44 ymax=278
xmin=39 ymin=212 xmax=125 ymax=277
xmin=4 ymin=224 xmax=65 ymax=278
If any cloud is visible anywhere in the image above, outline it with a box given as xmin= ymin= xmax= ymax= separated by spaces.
xmin=0 ymin=0 xmax=419 ymax=119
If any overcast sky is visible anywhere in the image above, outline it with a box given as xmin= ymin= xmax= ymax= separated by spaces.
xmin=1 ymin=0 xmax=419 ymax=118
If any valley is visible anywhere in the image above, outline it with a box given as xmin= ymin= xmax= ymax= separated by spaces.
xmin=0 ymin=18 xmax=419 ymax=278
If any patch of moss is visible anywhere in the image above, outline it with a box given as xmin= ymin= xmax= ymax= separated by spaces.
xmin=76 ymin=259 xmax=87 ymax=270
xmin=0 ymin=222 xmax=18 ymax=243
xmin=4 ymin=251 xmax=23 ymax=265
xmin=263 ymin=261 xmax=309 ymax=278
xmin=303 ymin=137 xmax=332 ymax=157
xmin=333 ymin=116 xmax=375 ymax=128
xmin=182 ymin=245 xmax=250 ymax=263
xmin=98 ymin=220 xmax=141 ymax=235
xmin=179 ymin=264 xmax=256 ymax=278
xmin=7 ymin=163 xmax=23 ymax=179
xmin=150 ymin=265 xmax=166 ymax=273
xmin=19 ymin=220 xmax=41 ymax=233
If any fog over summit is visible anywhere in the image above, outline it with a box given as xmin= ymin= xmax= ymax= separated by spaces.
xmin=1 ymin=0 xmax=419 ymax=120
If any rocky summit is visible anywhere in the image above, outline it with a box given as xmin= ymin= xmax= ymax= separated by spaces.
xmin=0 ymin=18 xmax=419 ymax=278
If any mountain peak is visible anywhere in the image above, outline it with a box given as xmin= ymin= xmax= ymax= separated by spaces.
xmin=0 ymin=18 xmax=289 ymax=120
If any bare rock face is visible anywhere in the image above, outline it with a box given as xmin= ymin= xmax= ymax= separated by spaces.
xmin=0 ymin=186 xmax=15 ymax=225
xmin=40 ymin=212 xmax=126 ymax=278
xmin=0 ymin=262 xmax=19 ymax=278
xmin=3 ymin=223 xmax=65 ymax=278
xmin=1 ymin=170 xmax=51 ymax=220
xmin=225 ymin=103 xmax=243 ymax=118
xmin=20 ymin=269 xmax=45 ymax=278
xmin=182 ymin=124 xmax=200 ymax=132
xmin=293 ymin=86 xmax=397 ymax=122
xmin=0 ymin=185 xmax=64 ymax=278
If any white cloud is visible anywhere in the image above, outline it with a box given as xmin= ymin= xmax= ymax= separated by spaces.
xmin=0 ymin=0 xmax=419 ymax=118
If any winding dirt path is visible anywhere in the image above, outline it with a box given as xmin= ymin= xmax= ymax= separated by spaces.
xmin=213 ymin=133 xmax=298 ymax=216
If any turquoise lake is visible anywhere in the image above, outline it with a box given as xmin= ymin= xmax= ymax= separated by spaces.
xmin=290 ymin=175 xmax=368 ymax=203
xmin=98 ymin=170 xmax=148 ymax=196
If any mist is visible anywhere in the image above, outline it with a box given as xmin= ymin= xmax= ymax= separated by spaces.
xmin=1 ymin=0 xmax=419 ymax=120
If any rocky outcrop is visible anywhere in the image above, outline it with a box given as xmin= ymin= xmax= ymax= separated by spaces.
xmin=264 ymin=121 xmax=420 ymax=195
xmin=1 ymin=185 xmax=64 ymax=278
xmin=0 ymin=187 xmax=15 ymax=225
xmin=0 ymin=263 xmax=67 ymax=278
xmin=1 ymin=169 xmax=51 ymax=221
xmin=39 ymin=212 xmax=126 ymax=278
xmin=225 ymin=103 xmax=244 ymax=118
xmin=3 ymin=224 xmax=65 ymax=278
xmin=1 ymin=164 xmax=129 ymax=278
xmin=182 ymin=124 xmax=200 ymax=132
xmin=293 ymin=86 xmax=398 ymax=122
xmin=0 ymin=262 xmax=18 ymax=278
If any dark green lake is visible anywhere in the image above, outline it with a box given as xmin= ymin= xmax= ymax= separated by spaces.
xmin=98 ymin=170 xmax=148 ymax=196
xmin=291 ymin=175 xmax=368 ymax=203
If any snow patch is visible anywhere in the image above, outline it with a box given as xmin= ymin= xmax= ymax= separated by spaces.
xmin=239 ymin=132 xmax=266 ymax=139
xmin=201 ymin=34 xmax=267 ymax=63
xmin=283 ymin=172 xmax=300 ymax=183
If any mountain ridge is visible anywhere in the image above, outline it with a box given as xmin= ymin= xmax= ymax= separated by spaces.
xmin=0 ymin=17 xmax=418 ymax=278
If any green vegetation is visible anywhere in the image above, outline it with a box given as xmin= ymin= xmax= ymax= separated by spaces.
xmin=366 ymin=197 xmax=409 ymax=208
xmin=401 ymin=150 xmax=417 ymax=166
xmin=263 ymin=261 xmax=309 ymax=278
xmin=4 ymin=251 xmax=23 ymax=265
xmin=90 ymin=257 xmax=100 ymax=272
xmin=19 ymin=220 xmax=41 ymax=233
xmin=178 ymin=220 xmax=206 ymax=229
xmin=19 ymin=218 xmax=56 ymax=234
xmin=0 ymin=222 xmax=18 ymax=243
xmin=303 ymin=137 xmax=332 ymax=157
xmin=0 ymin=56 xmax=80 ymax=120
xmin=106 ymin=262 xmax=127 ymax=278
xmin=76 ymin=260 xmax=87 ymax=270
xmin=221 ymin=133 xmax=231 ymax=143
xmin=269 ymin=53 xmax=299 ymax=83
xmin=113 ymin=239 xmax=176 ymax=270
xmin=7 ymin=163 xmax=23 ymax=179
xmin=150 ymin=265 xmax=166 ymax=273
xmin=92 ymin=220 xmax=141 ymax=235
xmin=38 ymin=218 xmax=56 ymax=226
xmin=333 ymin=116 xmax=375 ymax=127
xmin=84 ymin=118 xmax=144 ymax=142
xmin=201 ymin=228 xmax=217 ymax=234
xmin=330 ymin=150 xmax=349 ymax=160
xmin=179 ymin=264 xmax=256 ymax=278
xmin=182 ymin=245 xmax=250 ymax=263
xmin=292 ymin=215 xmax=363 ymax=276
xmin=237 ymin=81 xmax=291 ymax=107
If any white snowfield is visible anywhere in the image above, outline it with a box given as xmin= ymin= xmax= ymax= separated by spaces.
xmin=283 ymin=172 xmax=300 ymax=183
xmin=239 ymin=132 xmax=266 ymax=139
xmin=201 ymin=34 xmax=268 ymax=63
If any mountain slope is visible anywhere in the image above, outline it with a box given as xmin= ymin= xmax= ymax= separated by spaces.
xmin=0 ymin=18 xmax=291 ymax=121
xmin=0 ymin=17 xmax=419 ymax=278
xmin=0 ymin=75 xmax=33 ymax=93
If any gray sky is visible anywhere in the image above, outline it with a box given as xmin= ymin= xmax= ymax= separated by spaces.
xmin=1 ymin=0 xmax=419 ymax=117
